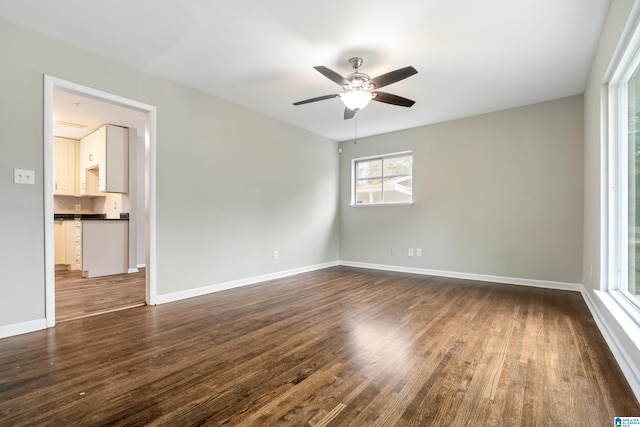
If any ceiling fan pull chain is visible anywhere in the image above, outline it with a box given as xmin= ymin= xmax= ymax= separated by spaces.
xmin=354 ymin=116 xmax=358 ymax=144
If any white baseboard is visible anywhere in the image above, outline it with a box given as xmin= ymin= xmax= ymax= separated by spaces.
xmin=581 ymin=290 xmax=640 ymax=401
xmin=339 ymin=260 xmax=584 ymax=292
xmin=0 ymin=318 xmax=47 ymax=339
xmin=128 ymin=268 xmax=140 ymax=274
xmin=155 ymin=261 xmax=340 ymax=305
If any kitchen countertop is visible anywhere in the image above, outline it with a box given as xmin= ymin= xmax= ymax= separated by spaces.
xmin=54 ymin=213 xmax=129 ymax=221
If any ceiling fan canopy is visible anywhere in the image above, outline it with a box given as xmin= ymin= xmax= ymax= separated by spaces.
xmin=293 ymin=57 xmax=418 ymax=120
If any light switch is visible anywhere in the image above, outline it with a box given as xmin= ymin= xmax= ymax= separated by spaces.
xmin=14 ymin=169 xmax=35 ymax=185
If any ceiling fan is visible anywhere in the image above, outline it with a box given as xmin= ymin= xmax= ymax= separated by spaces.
xmin=293 ymin=57 xmax=418 ymax=120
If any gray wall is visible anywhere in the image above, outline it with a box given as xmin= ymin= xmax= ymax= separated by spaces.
xmin=0 ymin=18 xmax=340 ymax=327
xmin=340 ymin=96 xmax=584 ymax=284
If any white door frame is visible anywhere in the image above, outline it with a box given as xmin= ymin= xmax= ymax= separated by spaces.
xmin=43 ymin=75 xmax=157 ymax=326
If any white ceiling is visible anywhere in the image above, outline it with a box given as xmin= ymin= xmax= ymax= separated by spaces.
xmin=0 ymin=0 xmax=610 ymax=142
xmin=53 ymin=90 xmax=147 ymax=140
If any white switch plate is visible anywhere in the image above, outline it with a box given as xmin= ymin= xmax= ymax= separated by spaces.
xmin=391 ymin=247 xmax=397 ymax=255
xmin=416 ymin=248 xmax=422 ymax=256
xmin=14 ymin=169 xmax=35 ymax=185
xmin=408 ymin=248 xmax=414 ymax=257
xmin=273 ymin=250 xmax=279 ymax=260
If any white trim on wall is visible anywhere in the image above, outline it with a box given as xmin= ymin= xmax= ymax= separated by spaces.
xmin=0 ymin=318 xmax=47 ymax=340
xmin=155 ymin=261 xmax=341 ymax=305
xmin=43 ymin=75 xmax=158 ymax=325
xmin=582 ymin=290 xmax=640 ymax=400
xmin=339 ymin=260 xmax=584 ymax=292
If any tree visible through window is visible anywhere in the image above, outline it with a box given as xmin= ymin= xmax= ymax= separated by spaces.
xmin=353 ymin=152 xmax=412 ymax=205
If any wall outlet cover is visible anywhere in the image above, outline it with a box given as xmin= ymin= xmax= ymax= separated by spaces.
xmin=14 ymin=169 xmax=35 ymax=185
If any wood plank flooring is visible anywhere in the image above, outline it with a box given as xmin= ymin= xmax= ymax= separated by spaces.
xmin=55 ymin=269 xmax=145 ymax=322
xmin=1 ymin=267 xmax=638 ymax=425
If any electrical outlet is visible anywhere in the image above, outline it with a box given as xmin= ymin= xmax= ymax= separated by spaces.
xmin=391 ymin=247 xmax=397 ymax=255
xmin=408 ymin=248 xmax=414 ymax=257
xmin=416 ymin=248 xmax=422 ymax=256
xmin=273 ymin=250 xmax=279 ymax=260
xmin=14 ymin=169 xmax=35 ymax=185
xmin=75 ymin=204 xmax=81 ymax=211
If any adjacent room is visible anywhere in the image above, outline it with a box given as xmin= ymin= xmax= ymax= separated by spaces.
xmin=0 ymin=0 xmax=639 ymax=424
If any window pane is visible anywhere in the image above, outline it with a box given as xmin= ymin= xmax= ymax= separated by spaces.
xmin=352 ymin=152 xmax=412 ymax=205
xmin=357 ymin=159 xmax=382 ymax=179
xmin=627 ymin=63 xmax=640 ymax=303
xmin=382 ymin=176 xmax=412 ymax=203
xmin=384 ymin=155 xmax=412 ymax=176
xmin=355 ymin=179 xmax=382 ymax=204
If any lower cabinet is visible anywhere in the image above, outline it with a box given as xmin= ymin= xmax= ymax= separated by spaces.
xmin=54 ymin=220 xmax=65 ymax=265
xmin=81 ymin=220 xmax=128 ymax=278
xmin=54 ymin=219 xmax=82 ymax=271
xmin=65 ymin=220 xmax=82 ymax=271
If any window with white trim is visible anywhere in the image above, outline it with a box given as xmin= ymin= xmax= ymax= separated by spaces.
xmin=608 ymin=28 xmax=640 ymax=315
xmin=352 ymin=151 xmax=412 ymax=205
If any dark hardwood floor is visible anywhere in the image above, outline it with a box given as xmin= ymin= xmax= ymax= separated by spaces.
xmin=1 ymin=267 xmax=638 ymax=425
xmin=55 ymin=269 xmax=146 ymax=322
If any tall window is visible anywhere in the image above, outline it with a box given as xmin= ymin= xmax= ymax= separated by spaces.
xmin=627 ymin=65 xmax=640 ymax=305
xmin=352 ymin=152 xmax=412 ymax=205
xmin=609 ymin=36 xmax=640 ymax=313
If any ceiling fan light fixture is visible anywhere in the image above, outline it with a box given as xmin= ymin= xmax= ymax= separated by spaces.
xmin=341 ymin=90 xmax=373 ymax=111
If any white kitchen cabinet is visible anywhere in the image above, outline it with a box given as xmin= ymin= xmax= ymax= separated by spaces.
xmin=53 ymin=137 xmax=79 ymax=196
xmin=54 ymin=219 xmax=82 ymax=270
xmin=54 ymin=220 xmax=65 ymax=265
xmin=82 ymin=220 xmax=128 ymax=278
xmin=80 ymin=124 xmax=129 ymax=195
xmin=65 ymin=219 xmax=82 ymax=271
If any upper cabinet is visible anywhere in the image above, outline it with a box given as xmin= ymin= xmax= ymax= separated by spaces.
xmin=80 ymin=124 xmax=129 ymax=195
xmin=53 ymin=137 xmax=79 ymax=196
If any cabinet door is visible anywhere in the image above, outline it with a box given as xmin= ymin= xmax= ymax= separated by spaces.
xmin=101 ymin=125 xmax=128 ymax=193
xmin=54 ymin=220 xmax=65 ymax=264
xmin=53 ymin=137 xmax=77 ymax=196
xmin=80 ymin=126 xmax=104 ymax=195
xmin=64 ymin=220 xmax=82 ymax=271
xmin=80 ymin=124 xmax=129 ymax=194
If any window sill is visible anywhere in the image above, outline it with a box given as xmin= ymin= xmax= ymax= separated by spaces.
xmin=350 ymin=201 xmax=414 ymax=207
xmin=609 ymin=289 xmax=640 ymax=328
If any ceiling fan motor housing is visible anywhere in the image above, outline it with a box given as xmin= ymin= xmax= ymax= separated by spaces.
xmin=345 ymin=58 xmax=372 ymax=90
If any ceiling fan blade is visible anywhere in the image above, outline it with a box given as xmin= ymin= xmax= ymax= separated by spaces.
xmin=314 ymin=66 xmax=349 ymax=86
xmin=368 ymin=66 xmax=418 ymax=89
xmin=344 ymin=107 xmax=356 ymax=120
xmin=372 ymin=91 xmax=416 ymax=107
xmin=293 ymin=93 xmax=340 ymax=105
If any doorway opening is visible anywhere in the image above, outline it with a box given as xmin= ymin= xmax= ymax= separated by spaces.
xmin=44 ymin=76 xmax=157 ymax=326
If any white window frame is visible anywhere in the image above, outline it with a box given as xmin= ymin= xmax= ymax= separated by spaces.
xmin=606 ymin=16 xmax=640 ymax=326
xmin=351 ymin=151 xmax=413 ymax=206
